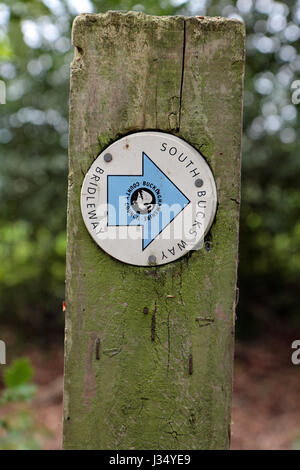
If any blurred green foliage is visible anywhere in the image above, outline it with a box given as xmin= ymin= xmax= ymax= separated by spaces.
xmin=0 ymin=358 xmax=40 ymax=449
xmin=0 ymin=0 xmax=299 ymax=336
xmin=1 ymin=357 xmax=36 ymax=402
xmin=292 ymin=432 xmax=300 ymax=450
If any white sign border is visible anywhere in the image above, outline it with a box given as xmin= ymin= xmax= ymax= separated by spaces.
xmin=80 ymin=131 xmax=217 ymax=266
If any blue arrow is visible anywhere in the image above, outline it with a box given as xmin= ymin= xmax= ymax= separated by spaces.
xmin=107 ymin=152 xmax=190 ymax=250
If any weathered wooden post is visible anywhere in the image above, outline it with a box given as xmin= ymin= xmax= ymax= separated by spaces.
xmin=63 ymin=11 xmax=245 ymax=450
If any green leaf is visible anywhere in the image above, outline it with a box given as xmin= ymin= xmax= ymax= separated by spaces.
xmin=3 ymin=358 xmax=34 ymax=388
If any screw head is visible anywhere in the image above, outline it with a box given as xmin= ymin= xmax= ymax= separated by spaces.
xmin=195 ymin=178 xmax=203 ymax=188
xmin=104 ymin=153 xmax=112 ymax=162
xmin=148 ymin=255 xmax=157 ymax=265
xmin=205 ymin=241 xmax=212 ymax=252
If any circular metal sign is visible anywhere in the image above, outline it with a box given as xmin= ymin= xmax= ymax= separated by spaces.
xmin=81 ymin=131 xmax=217 ymax=266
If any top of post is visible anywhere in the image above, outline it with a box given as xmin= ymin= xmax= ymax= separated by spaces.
xmin=71 ymin=11 xmax=245 ymax=47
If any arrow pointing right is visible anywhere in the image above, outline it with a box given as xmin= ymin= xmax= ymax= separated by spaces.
xmin=107 ymin=152 xmax=190 ymax=250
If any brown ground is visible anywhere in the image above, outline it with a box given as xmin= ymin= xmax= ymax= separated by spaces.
xmin=231 ymin=334 xmax=300 ymax=450
xmin=1 ymin=332 xmax=300 ymax=450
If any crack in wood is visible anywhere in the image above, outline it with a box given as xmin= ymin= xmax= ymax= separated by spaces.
xmin=178 ymin=19 xmax=186 ymax=132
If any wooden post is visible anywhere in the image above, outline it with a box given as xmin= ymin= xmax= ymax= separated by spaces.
xmin=63 ymin=12 xmax=245 ymax=450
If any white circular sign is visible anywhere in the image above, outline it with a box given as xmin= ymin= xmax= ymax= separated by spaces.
xmin=81 ymin=131 xmax=217 ymax=266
